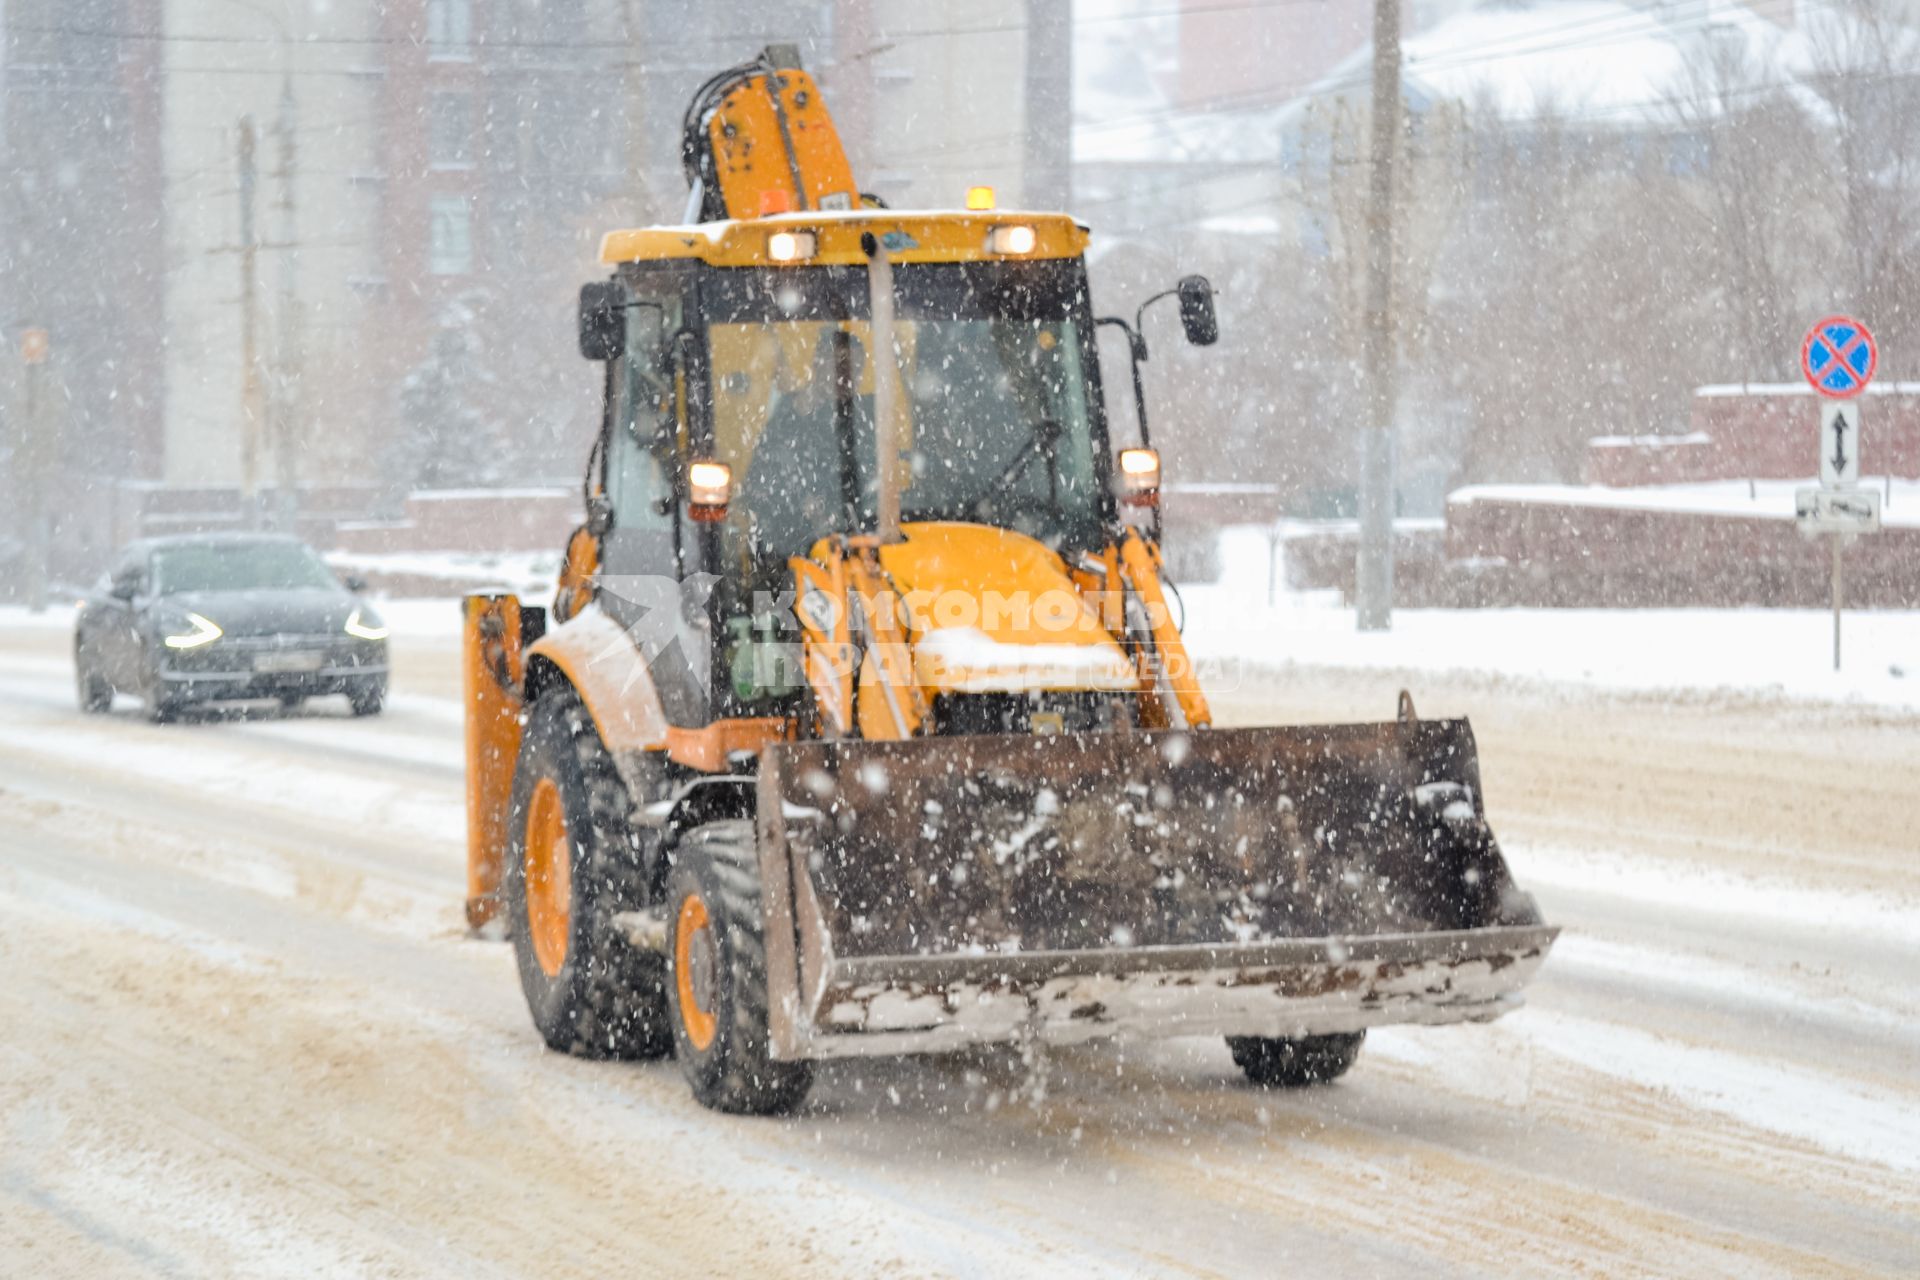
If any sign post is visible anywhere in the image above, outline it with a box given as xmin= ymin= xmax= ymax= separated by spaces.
xmin=1797 ymin=314 xmax=1879 ymax=671
xmin=1832 ymin=535 xmax=1843 ymax=672
xmin=1819 ymin=400 xmax=1860 ymax=487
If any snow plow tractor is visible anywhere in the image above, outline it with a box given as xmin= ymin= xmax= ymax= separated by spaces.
xmin=462 ymin=46 xmax=1557 ymax=1114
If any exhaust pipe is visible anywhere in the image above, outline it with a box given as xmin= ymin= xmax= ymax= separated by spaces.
xmin=863 ymin=232 xmax=906 ymax=545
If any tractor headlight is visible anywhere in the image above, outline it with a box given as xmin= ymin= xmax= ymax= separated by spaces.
xmin=162 ymin=612 xmax=224 ymax=649
xmin=767 ymin=230 xmax=817 ymax=263
xmin=986 ymin=224 xmax=1037 ymax=255
xmin=1116 ymin=447 xmax=1161 ymax=507
xmin=688 ymin=459 xmax=732 ymax=522
xmin=345 ymin=606 xmax=390 ymax=641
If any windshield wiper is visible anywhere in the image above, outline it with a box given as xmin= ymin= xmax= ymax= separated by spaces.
xmin=968 ymin=418 xmax=1062 ymax=519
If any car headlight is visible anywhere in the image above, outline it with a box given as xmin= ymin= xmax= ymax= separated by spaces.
xmin=162 ymin=612 xmax=223 ymax=649
xmin=345 ymin=606 xmax=389 ymax=641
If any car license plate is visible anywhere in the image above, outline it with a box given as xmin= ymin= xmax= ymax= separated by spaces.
xmin=255 ymin=651 xmax=325 ymax=673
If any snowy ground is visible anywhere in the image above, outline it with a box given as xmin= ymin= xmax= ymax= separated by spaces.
xmin=1448 ymin=477 xmax=1920 ymax=528
xmin=1 ymin=592 xmax=1917 ymax=1276
xmin=1186 ymin=526 xmax=1920 ymax=712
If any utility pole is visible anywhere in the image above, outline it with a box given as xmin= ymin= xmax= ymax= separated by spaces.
xmin=272 ymin=78 xmax=300 ymax=532
xmin=1356 ymin=0 xmax=1402 ymax=632
xmin=623 ymin=0 xmax=652 ymax=215
xmin=20 ymin=329 xmax=51 ymax=613
xmin=1022 ymin=0 xmax=1073 ymax=210
xmin=831 ymin=0 xmax=876 ymax=188
xmin=237 ymin=115 xmax=264 ymax=526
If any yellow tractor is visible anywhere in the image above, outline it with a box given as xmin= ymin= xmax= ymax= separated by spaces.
xmin=462 ymin=47 xmax=1555 ymax=1114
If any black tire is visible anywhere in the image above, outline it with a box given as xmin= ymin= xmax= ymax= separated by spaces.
xmin=142 ymin=670 xmax=179 ymax=723
xmin=504 ymin=686 xmax=672 ymax=1060
xmin=666 ymin=820 xmax=813 ymax=1115
xmin=278 ymin=693 xmax=305 ymax=713
xmin=75 ymin=649 xmax=112 ymax=714
xmin=1227 ymin=1032 xmax=1365 ymax=1088
xmin=347 ymin=678 xmax=386 ymax=717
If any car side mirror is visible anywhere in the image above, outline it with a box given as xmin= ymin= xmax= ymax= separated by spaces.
xmin=109 ymin=574 xmax=140 ymax=601
xmin=1177 ymin=275 xmax=1218 ymax=346
xmin=343 ymin=573 xmax=368 ymax=593
xmin=578 ymin=281 xmax=625 ymax=361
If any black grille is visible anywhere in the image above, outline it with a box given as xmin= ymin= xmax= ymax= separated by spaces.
xmin=930 ymin=691 xmax=1131 ymax=737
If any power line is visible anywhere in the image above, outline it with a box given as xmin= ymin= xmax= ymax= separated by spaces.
xmin=9 ymin=0 xmax=1837 ymax=142
xmin=1074 ymin=0 xmax=1815 ymax=141
xmin=800 ymin=0 xmax=1755 ymax=173
xmin=0 ymin=2 xmax=1326 ymax=52
xmin=12 ymin=0 xmax=1895 ymax=221
xmin=1069 ymin=60 xmax=1917 ymax=223
xmin=890 ymin=0 xmax=1845 ymax=174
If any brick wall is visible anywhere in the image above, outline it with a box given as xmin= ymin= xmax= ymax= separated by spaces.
xmin=1586 ymin=385 xmax=1920 ymax=486
xmin=1445 ymin=498 xmax=1920 ymax=608
xmin=331 ymin=489 xmax=580 ymax=556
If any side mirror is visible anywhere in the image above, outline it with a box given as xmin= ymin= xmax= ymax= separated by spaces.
xmin=109 ymin=573 xmax=141 ymax=601
xmin=578 ymin=281 xmax=625 ymax=361
xmin=342 ymin=573 xmax=368 ymax=593
xmin=1177 ymin=275 xmax=1218 ymax=346
xmin=584 ymin=493 xmax=614 ymax=537
xmin=630 ymin=303 xmax=666 ymax=359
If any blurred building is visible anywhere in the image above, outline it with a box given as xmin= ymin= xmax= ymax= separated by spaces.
xmin=2 ymin=0 xmax=1053 ymax=588
xmin=358 ymin=0 xmax=635 ymax=504
xmin=159 ymin=0 xmax=384 ymax=503
xmin=0 ymin=0 xmax=167 ymax=585
xmin=157 ymin=0 xmax=643 ymax=505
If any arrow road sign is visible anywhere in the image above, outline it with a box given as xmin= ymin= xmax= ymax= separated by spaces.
xmin=1820 ymin=400 xmax=1861 ymax=487
xmin=1801 ymin=315 xmax=1877 ymax=398
xmin=1797 ymin=485 xmax=1881 ymax=534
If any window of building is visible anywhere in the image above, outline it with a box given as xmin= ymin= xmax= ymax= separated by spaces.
xmin=428 ymin=92 xmax=473 ymax=169
xmin=426 ymin=0 xmax=472 ymax=57
xmin=429 ymin=195 xmax=472 ymax=275
xmin=481 ymin=95 xmax=519 ymax=171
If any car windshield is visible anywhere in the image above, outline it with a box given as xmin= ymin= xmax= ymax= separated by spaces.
xmin=150 ymin=542 xmax=339 ymax=595
xmin=701 ymin=259 xmax=1104 ymax=571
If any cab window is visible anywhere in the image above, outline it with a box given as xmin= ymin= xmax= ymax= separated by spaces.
xmin=602 ymin=276 xmax=687 ymax=579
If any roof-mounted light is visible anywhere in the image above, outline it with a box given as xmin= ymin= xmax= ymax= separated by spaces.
xmin=965 ymin=185 xmax=996 ymax=211
xmin=767 ymin=229 xmax=817 ymax=263
xmin=986 ymin=224 xmax=1037 ymax=255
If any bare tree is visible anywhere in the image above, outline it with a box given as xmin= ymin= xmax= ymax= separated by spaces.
xmin=1804 ymin=0 xmax=1920 ymax=370
xmin=1665 ymin=31 xmax=1823 ymax=381
xmin=1433 ymin=103 xmax=1589 ymax=482
xmin=1292 ymin=93 xmax=1468 ymax=500
xmin=1294 ymin=95 xmax=1467 ymax=388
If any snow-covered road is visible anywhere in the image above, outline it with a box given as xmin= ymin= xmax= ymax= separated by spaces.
xmin=1 ymin=617 xmax=1916 ymax=1277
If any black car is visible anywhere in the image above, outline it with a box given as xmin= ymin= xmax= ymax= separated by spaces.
xmin=74 ymin=534 xmax=391 ymax=721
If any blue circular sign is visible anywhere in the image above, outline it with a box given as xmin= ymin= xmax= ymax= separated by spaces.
xmin=1801 ymin=315 xmax=1877 ymax=399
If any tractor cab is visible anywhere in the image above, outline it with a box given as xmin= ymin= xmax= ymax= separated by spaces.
xmin=578 ymin=212 xmax=1136 ymax=723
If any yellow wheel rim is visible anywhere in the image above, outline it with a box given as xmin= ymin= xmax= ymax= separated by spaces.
xmin=675 ymin=893 xmax=718 ymax=1051
xmin=525 ymin=777 xmax=572 ymax=977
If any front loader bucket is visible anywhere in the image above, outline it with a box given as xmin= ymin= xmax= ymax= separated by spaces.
xmin=754 ymin=717 xmax=1556 ymax=1060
